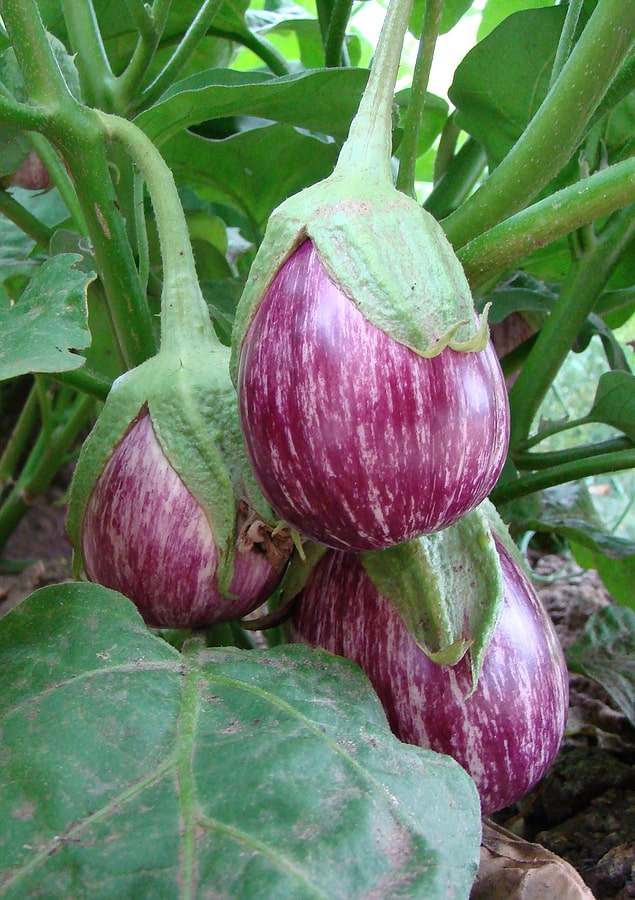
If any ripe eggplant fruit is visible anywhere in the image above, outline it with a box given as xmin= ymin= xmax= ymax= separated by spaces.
xmin=290 ymin=535 xmax=569 ymax=814
xmin=80 ymin=411 xmax=289 ymax=629
xmin=238 ymin=239 xmax=509 ymax=551
xmin=233 ymin=0 xmax=509 ymax=551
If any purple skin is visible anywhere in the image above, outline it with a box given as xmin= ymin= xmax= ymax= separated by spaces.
xmin=290 ymin=537 xmax=569 ymax=815
xmin=81 ymin=414 xmax=285 ymax=629
xmin=238 ymin=239 xmax=510 ymax=552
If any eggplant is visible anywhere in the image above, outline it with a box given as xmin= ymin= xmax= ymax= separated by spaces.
xmin=80 ymin=411 xmax=289 ymax=629
xmin=238 ymin=239 xmax=509 ymax=551
xmin=290 ymin=536 xmax=569 ymax=814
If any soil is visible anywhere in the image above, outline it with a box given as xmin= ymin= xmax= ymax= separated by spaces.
xmin=1 ymin=496 xmax=633 ymax=898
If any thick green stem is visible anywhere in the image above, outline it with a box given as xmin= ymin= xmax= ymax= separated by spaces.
xmin=137 ymin=0 xmax=225 ymax=111
xmin=96 ymin=111 xmax=220 ymax=357
xmin=52 ymin=366 xmax=112 ymax=401
xmin=0 ymin=0 xmax=75 ymax=108
xmin=61 ymin=0 xmax=117 ymax=109
xmin=335 ymin=0 xmax=414 ymax=179
xmin=324 ymin=0 xmax=354 ymax=67
xmin=458 ymin=156 xmax=635 ymax=288
xmin=0 ymin=187 xmax=52 ymax=247
xmin=209 ymin=27 xmax=291 ymax=76
xmin=0 ymin=94 xmax=48 ymax=131
xmin=443 ymin=0 xmax=635 ymax=250
xmin=0 ymin=393 xmax=94 ymax=555
xmin=395 ymin=0 xmax=444 ymax=197
xmin=492 ymin=447 xmax=635 ymax=506
xmin=508 ymin=207 xmax=635 ymax=451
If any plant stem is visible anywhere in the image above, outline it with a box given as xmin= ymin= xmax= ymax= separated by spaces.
xmin=395 ymin=0 xmax=444 ymax=197
xmin=52 ymin=366 xmax=112 ymax=401
xmin=335 ymin=0 xmax=415 ymax=179
xmin=443 ymin=0 xmax=635 ymax=249
xmin=0 ymin=187 xmax=52 ymax=248
xmin=209 ymin=27 xmax=292 ymax=76
xmin=0 ymin=384 xmax=39 ymax=487
xmin=60 ymin=0 xmax=117 ymax=109
xmin=492 ymin=447 xmax=635 ymax=506
xmin=0 ymin=393 xmax=94 ymax=555
xmin=324 ymin=0 xmax=354 ymax=67
xmin=117 ymin=0 xmax=171 ymax=113
xmin=549 ymin=0 xmax=584 ymax=88
xmin=513 ymin=436 xmax=633 ymax=471
xmin=137 ymin=0 xmax=225 ymax=111
xmin=96 ymin=111 xmax=220 ymax=357
xmin=458 ymin=156 xmax=635 ymax=288
xmin=28 ymin=132 xmax=88 ymax=234
xmin=424 ymin=137 xmax=486 ymax=220
xmin=508 ymin=206 xmax=635 ymax=451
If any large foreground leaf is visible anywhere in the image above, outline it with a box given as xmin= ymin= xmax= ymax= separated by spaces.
xmin=0 ymin=584 xmax=480 ymax=898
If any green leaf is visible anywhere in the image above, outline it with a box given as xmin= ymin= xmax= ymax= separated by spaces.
xmin=136 ymin=68 xmax=367 ymax=146
xmin=477 ymin=0 xmax=556 ymax=41
xmin=450 ymin=6 xmax=566 ymax=169
xmin=506 ymin=483 xmax=635 ymax=560
xmin=586 ymin=370 xmax=635 ymax=441
xmin=567 ymin=605 xmax=635 ymax=724
xmin=0 ymin=253 xmax=92 ymax=381
xmin=0 ymin=583 xmax=481 ymax=897
xmin=571 ymin=541 xmax=635 ymax=611
xmin=161 ymin=124 xmax=341 ymax=233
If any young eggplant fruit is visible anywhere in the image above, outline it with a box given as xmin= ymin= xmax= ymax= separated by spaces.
xmin=67 ymin=112 xmax=293 ymax=629
xmin=231 ymin=0 xmax=509 ymax=552
xmin=289 ymin=512 xmax=569 ymax=815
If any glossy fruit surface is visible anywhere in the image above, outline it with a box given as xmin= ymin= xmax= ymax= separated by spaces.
xmin=82 ymin=413 xmax=285 ymax=629
xmin=290 ymin=537 xmax=569 ymax=813
xmin=238 ymin=239 xmax=509 ymax=551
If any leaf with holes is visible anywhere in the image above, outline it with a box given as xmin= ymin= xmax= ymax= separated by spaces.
xmin=0 ymin=582 xmax=480 ymax=898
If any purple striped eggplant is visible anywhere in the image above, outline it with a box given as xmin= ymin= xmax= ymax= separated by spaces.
xmin=80 ymin=411 xmax=289 ymax=629
xmin=231 ymin=0 xmax=509 ymax=551
xmin=67 ymin=339 xmax=294 ymax=630
xmin=290 ymin=536 xmax=569 ymax=814
xmin=237 ymin=239 xmax=509 ymax=551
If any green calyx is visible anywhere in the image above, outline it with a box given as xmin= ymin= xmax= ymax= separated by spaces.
xmin=361 ymin=500 xmax=507 ymax=689
xmin=231 ymin=0 xmax=487 ymax=382
xmin=67 ymin=342 xmax=287 ymax=599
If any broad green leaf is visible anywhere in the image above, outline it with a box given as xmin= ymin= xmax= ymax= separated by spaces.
xmin=586 ymin=370 xmax=635 ymax=441
xmin=571 ymin=541 xmax=635 ymax=611
xmin=136 ymin=68 xmax=367 ymax=146
xmin=478 ymin=0 xmax=556 ymax=41
xmin=506 ymin=483 xmax=635 ymax=560
xmin=0 ymin=254 xmax=92 ymax=381
xmin=482 ymin=273 xmax=557 ymax=324
xmin=450 ymin=6 xmax=566 ymax=168
xmin=567 ymin=605 xmax=635 ymax=724
xmin=0 ymin=583 xmax=481 ymax=898
xmin=161 ymin=124 xmax=340 ymax=233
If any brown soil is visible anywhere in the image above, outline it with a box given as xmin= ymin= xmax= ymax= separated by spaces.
xmin=1 ymin=500 xmax=633 ymax=898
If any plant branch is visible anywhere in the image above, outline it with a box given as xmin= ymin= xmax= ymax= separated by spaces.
xmin=0 ymin=187 xmax=52 ymax=248
xmin=0 ymin=384 xmax=39 ymax=487
xmin=443 ymin=0 xmax=635 ymax=250
xmin=117 ymin=0 xmax=171 ymax=112
xmin=425 ymin=137 xmax=486 ymax=220
xmin=60 ymin=0 xmax=117 ymax=109
xmin=492 ymin=447 xmax=635 ymax=506
xmin=549 ymin=0 xmax=584 ymax=88
xmin=396 ymin=0 xmax=444 ymax=197
xmin=324 ymin=0 xmax=354 ymax=67
xmin=96 ymin=111 xmax=220 ymax=356
xmin=513 ymin=436 xmax=633 ymax=471
xmin=507 ymin=206 xmax=635 ymax=451
xmin=458 ymin=156 xmax=635 ymax=288
xmin=138 ymin=0 xmax=226 ymax=110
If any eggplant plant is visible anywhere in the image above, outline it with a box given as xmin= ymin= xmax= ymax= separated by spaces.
xmin=0 ymin=0 xmax=635 ymax=894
